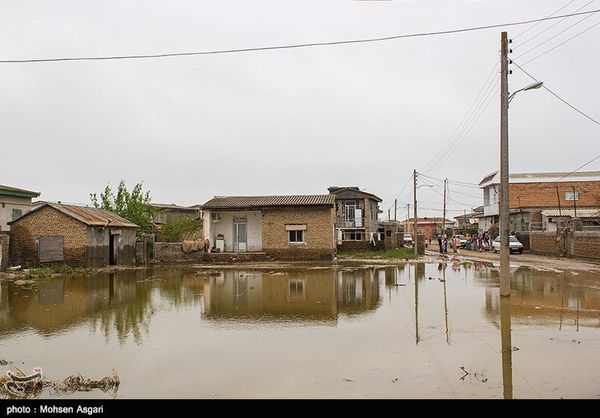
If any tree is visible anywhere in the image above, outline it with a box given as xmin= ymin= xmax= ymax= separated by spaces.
xmin=160 ymin=216 xmax=202 ymax=242
xmin=90 ymin=181 xmax=154 ymax=235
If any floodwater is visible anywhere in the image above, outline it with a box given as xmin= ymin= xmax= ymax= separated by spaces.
xmin=1 ymin=261 xmax=600 ymax=399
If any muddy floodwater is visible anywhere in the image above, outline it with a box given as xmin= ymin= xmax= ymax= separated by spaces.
xmin=1 ymin=261 xmax=600 ymax=399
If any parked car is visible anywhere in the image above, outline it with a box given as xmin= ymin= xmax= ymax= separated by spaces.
xmin=454 ymin=234 xmax=467 ymax=248
xmin=492 ymin=236 xmax=523 ymax=254
xmin=403 ymin=234 xmax=413 ymax=246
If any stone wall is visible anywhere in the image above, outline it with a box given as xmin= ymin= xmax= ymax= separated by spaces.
xmin=337 ymin=240 xmax=371 ymax=253
xmin=153 ymin=242 xmax=206 ymax=263
xmin=530 ymin=230 xmax=600 ymax=260
xmin=262 ymin=206 xmax=334 ymax=261
xmin=9 ymin=206 xmax=87 ymax=267
xmin=0 ymin=233 xmax=8 ymax=270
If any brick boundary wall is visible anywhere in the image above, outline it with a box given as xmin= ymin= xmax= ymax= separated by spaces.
xmin=338 ymin=241 xmax=372 ymax=252
xmin=530 ymin=231 xmax=600 ymax=260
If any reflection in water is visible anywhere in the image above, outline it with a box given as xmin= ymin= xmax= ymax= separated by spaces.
xmin=500 ymin=296 xmax=513 ymax=400
xmin=203 ymin=269 xmax=381 ymax=321
xmin=482 ymin=267 xmax=600 ymax=329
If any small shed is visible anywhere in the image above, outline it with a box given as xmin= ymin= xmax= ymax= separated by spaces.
xmin=9 ymin=203 xmax=138 ymax=267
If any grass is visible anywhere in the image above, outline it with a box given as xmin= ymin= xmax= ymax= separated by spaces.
xmin=27 ymin=264 xmax=77 ymax=277
xmin=339 ymin=247 xmax=416 ymax=259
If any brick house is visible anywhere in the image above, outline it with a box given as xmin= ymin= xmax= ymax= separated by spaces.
xmin=9 ymin=203 xmax=138 ymax=267
xmin=405 ymin=217 xmax=454 ymax=241
xmin=479 ymin=171 xmax=600 ymax=232
xmin=327 ymin=186 xmax=382 ymax=251
xmin=201 ymin=195 xmax=335 ymax=261
xmin=0 ymin=184 xmax=40 ymax=232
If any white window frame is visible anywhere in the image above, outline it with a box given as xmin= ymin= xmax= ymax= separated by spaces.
xmin=288 ymin=230 xmax=305 ymax=243
xmin=564 ymin=191 xmax=579 ymax=201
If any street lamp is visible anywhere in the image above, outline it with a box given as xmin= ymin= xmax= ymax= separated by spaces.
xmin=499 ymin=31 xmax=543 ymax=297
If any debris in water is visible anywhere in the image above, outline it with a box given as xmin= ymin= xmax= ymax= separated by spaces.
xmin=0 ymin=367 xmax=119 ymax=399
xmin=512 ymin=346 xmax=520 ymax=351
xmin=342 ymin=378 xmax=354 ymax=382
xmin=392 ymin=378 xmax=398 ymax=383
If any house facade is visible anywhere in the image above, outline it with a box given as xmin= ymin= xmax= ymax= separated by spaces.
xmin=150 ymin=203 xmax=203 ymax=241
xmin=0 ymin=184 xmax=40 ymax=232
xmin=9 ymin=203 xmax=138 ymax=267
xmin=328 ymin=186 xmax=382 ymax=250
xmin=202 ymin=195 xmax=336 ymax=261
xmin=405 ymin=217 xmax=454 ymax=241
xmin=479 ymin=171 xmax=600 ymax=232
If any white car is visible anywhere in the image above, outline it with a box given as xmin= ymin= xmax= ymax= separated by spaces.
xmin=492 ymin=236 xmax=523 ymax=254
xmin=403 ymin=234 xmax=413 ymax=246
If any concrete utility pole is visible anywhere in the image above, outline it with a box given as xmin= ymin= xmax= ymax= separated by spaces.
xmin=406 ymin=204 xmax=410 ymax=232
xmin=500 ymin=31 xmax=510 ymax=297
xmin=413 ymin=169 xmax=418 ymax=258
xmin=572 ymin=186 xmax=577 ymax=218
xmin=442 ymin=178 xmax=447 ymax=238
xmin=394 ymin=198 xmax=397 ymax=221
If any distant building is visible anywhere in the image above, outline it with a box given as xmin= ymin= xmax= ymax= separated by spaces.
xmin=479 ymin=171 xmax=600 ymax=232
xmin=202 ymin=194 xmax=336 ymax=261
xmin=150 ymin=203 xmax=202 ymax=225
xmin=327 ymin=186 xmax=382 ymax=251
xmin=404 ymin=217 xmax=454 ymax=241
xmin=0 ymin=184 xmax=40 ymax=232
xmin=453 ymin=206 xmax=483 ymax=230
xmin=9 ymin=203 xmax=138 ymax=267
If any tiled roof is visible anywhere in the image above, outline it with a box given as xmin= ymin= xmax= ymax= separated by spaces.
xmin=202 ymin=195 xmax=335 ymax=209
xmin=9 ymin=203 xmax=138 ymax=228
xmin=150 ymin=203 xmax=200 ymax=211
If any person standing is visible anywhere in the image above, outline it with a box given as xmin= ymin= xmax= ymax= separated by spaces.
xmin=437 ymin=234 xmax=443 ymax=254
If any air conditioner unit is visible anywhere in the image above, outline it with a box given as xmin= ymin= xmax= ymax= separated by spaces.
xmin=211 ymin=213 xmax=221 ymax=222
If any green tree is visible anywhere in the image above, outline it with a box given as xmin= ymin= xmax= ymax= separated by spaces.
xmin=90 ymin=181 xmax=154 ymax=235
xmin=160 ymin=216 xmax=202 ymax=242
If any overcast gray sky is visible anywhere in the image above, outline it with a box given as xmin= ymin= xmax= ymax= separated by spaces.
xmin=1 ymin=0 xmax=598 ymax=219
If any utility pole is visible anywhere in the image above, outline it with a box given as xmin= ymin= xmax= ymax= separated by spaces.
xmin=388 ymin=209 xmax=391 ymax=221
xmin=556 ymin=185 xmax=562 ymax=217
xmin=442 ymin=179 xmax=447 ymax=239
xmin=394 ymin=199 xmax=397 ymax=222
xmin=499 ymin=31 xmax=511 ymax=297
xmin=413 ymin=169 xmax=418 ymax=258
xmin=572 ymin=186 xmax=577 ymax=218
xmin=464 ymin=209 xmax=467 ymax=233
xmin=406 ymin=204 xmax=410 ymax=232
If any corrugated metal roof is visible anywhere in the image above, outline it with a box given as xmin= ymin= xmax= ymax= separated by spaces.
xmin=480 ymin=171 xmax=600 ymax=187
xmin=150 ymin=203 xmax=200 ymax=211
xmin=327 ymin=186 xmax=383 ymax=202
xmin=202 ymin=195 xmax=335 ymax=209
xmin=9 ymin=203 xmax=138 ymax=228
xmin=0 ymin=184 xmax=40 ymax=197
xmin=541 ymin=208 xmax=600 ymax=218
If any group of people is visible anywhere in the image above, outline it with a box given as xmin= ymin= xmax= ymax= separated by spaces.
xmin=436 ymin=234 xmax=461 ymax=254
xmin=470 ymin=231 xmax=492 ymax=252
xmin=436 ymin=231 xmax=493 ymax=254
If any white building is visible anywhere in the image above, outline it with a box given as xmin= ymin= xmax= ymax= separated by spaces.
xmin=0 ymin=184 xmax=40 ymax=232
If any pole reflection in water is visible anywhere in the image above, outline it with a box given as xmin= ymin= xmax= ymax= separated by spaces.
xmin=500 ymin=295 xmax=513 ymax=400
xmin=414 ymin=265 xmax=419 ymax=346
xmin=442 ymin=260 xmax=449 ymax=345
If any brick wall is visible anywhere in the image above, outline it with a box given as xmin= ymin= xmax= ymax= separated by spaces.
xmin=530 ymin=230 xmax=600 ymax=260
xmin=530 ymin=231 xmax=563 ymax=256
xmin=0 ymin=233 xmax=8 ymax=270
xmin=262 ymin=206 xmax=334 ymax=260
xmin=572 ymin=231 xmax=600 ymax=260
xmin=9 ymin=206 xmax=87 ymax=267
xmin=510 ymin=181 xmax=600 ymax=209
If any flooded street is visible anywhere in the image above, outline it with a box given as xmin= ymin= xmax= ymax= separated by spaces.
xmin=1 ymin=262 xmax=600 ymax=399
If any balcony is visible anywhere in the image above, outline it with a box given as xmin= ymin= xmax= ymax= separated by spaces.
xmin=483 ymin=203 xmax=499 ymax=217
xmin=336 ymin=217 xmax=364 ymax=229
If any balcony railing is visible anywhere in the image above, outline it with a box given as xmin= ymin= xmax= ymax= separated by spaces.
xmin=336 ymin=217 xmax=364 ymax=228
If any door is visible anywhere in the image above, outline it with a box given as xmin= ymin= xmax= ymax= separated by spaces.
xmin=233 ymin=218 xmax=247 ymax=252
xmin=109 ymin=234 xmax=119 ymax=265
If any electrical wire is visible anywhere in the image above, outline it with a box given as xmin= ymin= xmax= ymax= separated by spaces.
xmin=513 ymin=0 xmax=579 ymax=39
xmin=1 ymin=9 xmax=599 ymax=63
xmin=512 ymin=60 xmax=600 ymax=127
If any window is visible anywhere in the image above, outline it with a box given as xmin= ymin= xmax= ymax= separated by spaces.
xmin=289 ymin=230 xmax=304 ymax=243
xmin=11 ymin=208 xmax=22 ymax=220
xmin=564 ymin=191 xmax=579 ymax=201
xmin=288 ymin=279 xmax=306 ymax=299
xmin=345 ymin=202 xmax=356 ymax=221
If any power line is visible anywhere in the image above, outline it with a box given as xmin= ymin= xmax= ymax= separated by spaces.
xmin=514 ymin=0 xmax=597 ymax=49
xmin=512 ymin=60 xmax=600 ymax=127
xmin=552 ymin=153 xmax=600 ymax=183
xmin=1 ymin=9 xmax=600 ymax=64
xmin=515 ymin=6 xmax=599 ymax=60
xmin=513 ymin=0 xmax=579 ymax=39
xmin=520 ymin=18 xmax=600 ymax=65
